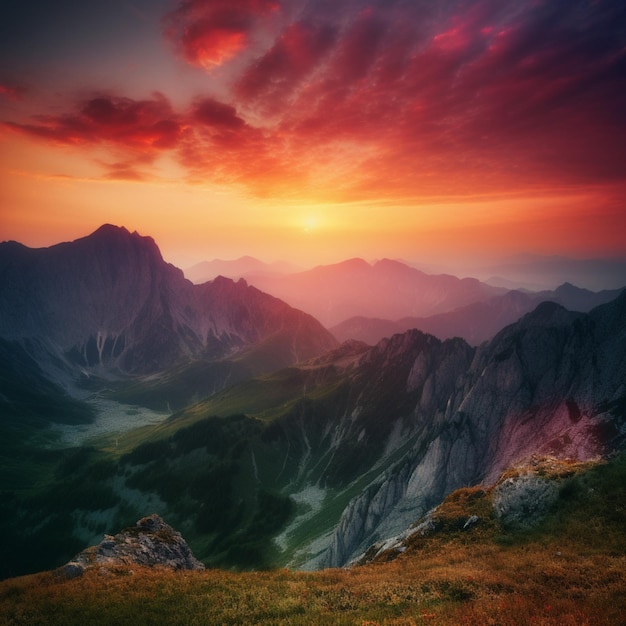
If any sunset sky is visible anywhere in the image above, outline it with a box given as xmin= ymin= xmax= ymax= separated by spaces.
xmin=1 ymin=0 xmax=625 ymax=269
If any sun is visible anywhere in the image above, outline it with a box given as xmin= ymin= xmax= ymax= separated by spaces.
xmin=303 ymin=216 xmax=319 ymax=233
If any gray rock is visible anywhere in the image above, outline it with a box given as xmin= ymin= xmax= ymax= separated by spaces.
xmin=493 ymin=474 xmax=560 ymax=529
xmin=59 ymin=562 xmax=85 ymax=579
xmin=58 ymin=514 xmax=205 ymax=577
xmin=463 ymin=515 xmax=479 ymax=529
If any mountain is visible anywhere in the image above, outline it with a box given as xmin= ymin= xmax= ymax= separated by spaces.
xmin=0 ymin=225 xmax=337 ymax=412
xmin=5 ymin=292 xmax=623 ymax=578
xmin=320 ymin=294 xmax=626 ymax=566
xmin=475 ymin=253 xmax=626 ymax=291
xmin=331 ymin=285 xmax=623 ymax=346
xmin=2 ymin=226 xmax=624 ymax=581
xmin=244 ymin=258 xmax=505 ymax=327
xmin=185 ymin=256 xmax=299 ymax=284
xmin=3 ymin=455 xmax=625 ymax=625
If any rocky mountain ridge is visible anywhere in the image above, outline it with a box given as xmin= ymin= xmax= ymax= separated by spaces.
xmin=316 ymin=295 xmax=626 ymax=566
xmin=0 ymin=225 xmax=337 ymax=414
xmin=2 ymin=226 xmax=625 ymax=578
xmin=350 ymin=456 xmax=600 ymax=567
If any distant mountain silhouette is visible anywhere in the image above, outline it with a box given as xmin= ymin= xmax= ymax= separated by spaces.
xmin=243 ymin=257 xmax=505 ymax=327
xmin=475 ymin=254 xmax=626 ymax=291
xmin=331 ymin=285 xmax=624 ymax=345
xmin=185 ymin=256 xmax=299 ymax=284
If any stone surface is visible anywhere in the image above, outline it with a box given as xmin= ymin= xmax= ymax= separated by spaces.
xmin=493 ymin=474 xmax=560 ymax=529
xmin=59 ymin=514 xmax=205 ymax=577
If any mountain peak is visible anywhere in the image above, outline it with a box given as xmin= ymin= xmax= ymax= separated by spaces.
xmin=91 ymin=223 xmax=131 ymax=237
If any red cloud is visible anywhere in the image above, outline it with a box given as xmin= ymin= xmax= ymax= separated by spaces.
xmin=5 ymin=94 xmax=183 ymax=152
xmin=0 ymin=79 xmax=28 ymax=101
xmin=236 ymin=21 xmax=336 ymax=113
xmin=5 ymin=0 xmax=626 ymax=200
xmin=192 ymin=97 xmax=246 ymax=128
xmin=164 ymin=0 xmax=281 ymax=69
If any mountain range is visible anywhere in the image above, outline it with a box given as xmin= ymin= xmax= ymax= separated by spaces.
xmin=0 ymin=225 xmax=625 ymax=580
xmin=330 ymin=283 xmax=623 ymax=346
xmin=185 ymin=256 xmax=299 ymax=284
xmin=185 ymin=254 xmax=623 ymax=343
xmin=209 ymin=257 xmax=506 ymax=328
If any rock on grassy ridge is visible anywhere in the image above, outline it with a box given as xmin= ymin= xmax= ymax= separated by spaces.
xmin=59 ymin=514 xmax=204 ymax=578
xmin=351 ymin=456 xmax=598 ymax=566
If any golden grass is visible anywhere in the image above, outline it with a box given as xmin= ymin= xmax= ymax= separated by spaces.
xmin=1 ymin=531 xmax=624 ymax=626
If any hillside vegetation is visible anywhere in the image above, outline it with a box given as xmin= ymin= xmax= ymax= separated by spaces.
xmin=1 ymin=454 xmax=624 ymax=626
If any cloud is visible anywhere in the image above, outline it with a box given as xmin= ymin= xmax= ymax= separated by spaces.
xmin=0 ymin=79 xmax=28 ymax=101
xmin=235 ymin=20 xmax=336 ymax=114
xmin=260 ymin=0 xmax=626 ymax=196
xmin=192 ymin=97 xmax=246 ymax=128
xmin=5 ymin=0 xmax=626 ymax=201
xmin=164 ymin=0 xmax=282 ymax=69
xmin=5 ymin=94 xmax=183 ymax=152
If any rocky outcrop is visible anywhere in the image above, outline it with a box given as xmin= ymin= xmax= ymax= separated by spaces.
xmin=59 ymin=515 xmax=205 ymax=578
xmin=493 ymin=474 xmax=560 ymax=529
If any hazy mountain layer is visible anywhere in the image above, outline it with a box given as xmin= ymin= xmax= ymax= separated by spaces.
xmin=235 ymin=258 xmax=505 ymax=328
xmin=185 ymin=256 xmax=298 ymax=284
xmin=331 ymin=285 xmax=624 ymax=346
xmin=2 ymin=226 xmax=624 ymax=579
xmin=4 ymin=292 xmax=623 ymax=577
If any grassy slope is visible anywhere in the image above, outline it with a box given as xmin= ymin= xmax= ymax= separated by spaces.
xmin=1 ymin=455 xmax=624 ymax=626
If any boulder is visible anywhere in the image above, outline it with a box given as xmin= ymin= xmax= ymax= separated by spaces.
xmin=59 ymin=514 xmax=205 ymax=577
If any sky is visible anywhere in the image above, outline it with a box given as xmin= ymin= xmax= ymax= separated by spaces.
xmin=1 ymin=0 xmax=625 ymax=270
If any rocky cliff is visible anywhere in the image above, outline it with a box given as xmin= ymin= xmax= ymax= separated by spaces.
xmin=315 ymin=294 xmax=626 ymax=567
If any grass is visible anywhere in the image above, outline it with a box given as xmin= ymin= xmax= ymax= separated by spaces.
xmin=0 ymin=534 xmax=623 ymax=625
xmin=1 ymin=455 xmax=624 ymax=625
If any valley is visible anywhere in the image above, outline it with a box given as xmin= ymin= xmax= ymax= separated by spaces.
xmin=1 ymin=226 xmax=625 ymax=599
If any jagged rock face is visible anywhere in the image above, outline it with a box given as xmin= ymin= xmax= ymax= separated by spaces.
xmin=350 ymin=457 xmax=594 ymax=567
xmin=318 ymin=294 xmax=626 ymax=567
xmin=60 ymin=514 xmax=204 ymax=577
xmin=0 ymin=225 xmax=337 ymax=377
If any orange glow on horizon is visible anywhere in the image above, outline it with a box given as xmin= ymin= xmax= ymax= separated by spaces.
xmin=1 ymin=1 xmax=625 ymax=270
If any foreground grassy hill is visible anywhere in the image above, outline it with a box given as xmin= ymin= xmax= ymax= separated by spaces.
xmin=2 ymin=455 xmax=624 ymax=626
